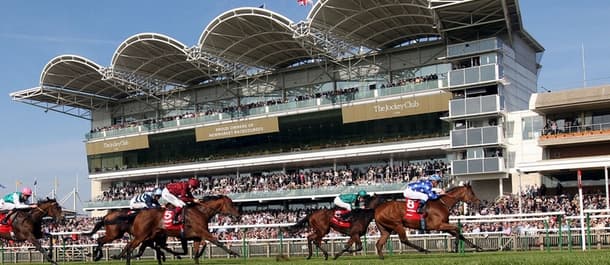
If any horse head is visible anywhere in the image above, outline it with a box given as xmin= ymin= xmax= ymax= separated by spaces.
xmin=199 ymin=195 xmax=240 ymax=221
xmin=447 ymin=184 xmax=480 ymax=206
xmin=35 ymin=198 xmax=64 ymax=222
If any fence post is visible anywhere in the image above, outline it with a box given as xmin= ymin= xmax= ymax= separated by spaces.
xmin=544 ymin=219 xmax=549 ymax=252
xmin=568 ymin=225 xmax=572 ymax=252
xmin=458 ymin=219 xmax=464 ymax=254
xmin=242 ymin=227 xmax=248 ymax=260
xmin=278 ymin=227 xmax=284 ymax=257
xmin=558 ymin=215 xmax=562 ymax=251
xmin=586 ymin=213 xmax=591 ymax=250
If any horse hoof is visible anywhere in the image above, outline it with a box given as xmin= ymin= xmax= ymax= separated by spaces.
xmin=306 ymin=256 xmax=312 ymax=260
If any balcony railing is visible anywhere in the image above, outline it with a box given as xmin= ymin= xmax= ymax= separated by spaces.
xmin=447 ymin=38 xmax=501 ymax=58
xmin=86 ymin=79 xmax=441 ymax=141
xmin=83 ymin=183 xmax=406 ymax=210
xmin=448 ymin=64 xmax=499 ymax=88
xmin=451 ymin=126 xmax=503 ymax=148
xmin=449 ymin=94 xmax=502 ymax=118
xmin=451 ymin=157 xmax=505 ymax=175
xmin=538 ymin=122 xmax=610 ymax=145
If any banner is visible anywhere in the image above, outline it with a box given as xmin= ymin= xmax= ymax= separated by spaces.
xmin=86 ymin=135 xmax=149 ymax=155
xmin=196 ymin=117 xmax=279 ymax=142
xmin=341 ymin=92 xmax=452 ymax=123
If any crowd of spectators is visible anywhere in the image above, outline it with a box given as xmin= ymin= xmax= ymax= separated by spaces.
xmin=94 ymin=161 xmax=449 ymax=201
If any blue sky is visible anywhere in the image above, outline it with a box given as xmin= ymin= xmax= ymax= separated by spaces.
xmin=1 ymin=1 xmax=609 ymax=209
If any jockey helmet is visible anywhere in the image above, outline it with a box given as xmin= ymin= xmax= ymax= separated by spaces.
xmin=22 ymin=187 xmax=33 ymax=196
xmin=358 ymin=190 xmax=367 ymax=197
xmin=429 ymin=174 xmax=442 ymax=182
xmin=153 ymin=188 xmax=163 ymax=196
xmin=188 ymin=178 xmax=200 ymax=188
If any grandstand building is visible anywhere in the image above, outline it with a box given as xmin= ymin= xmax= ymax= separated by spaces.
xmin=11 ymin=0 xmax=550 ymax=216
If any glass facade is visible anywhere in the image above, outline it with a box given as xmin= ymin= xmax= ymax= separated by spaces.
xmin=88 ymin=110 xmax=449 ymax=173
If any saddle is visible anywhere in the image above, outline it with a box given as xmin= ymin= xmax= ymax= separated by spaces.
xmin=404 ymin=198 xmax=428 ymax=229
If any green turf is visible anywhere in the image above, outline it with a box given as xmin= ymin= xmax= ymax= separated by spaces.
xmin=29 ymin=250 xmax=610 ymax=265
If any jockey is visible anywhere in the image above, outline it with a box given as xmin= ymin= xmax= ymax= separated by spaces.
xmin=162 ymin=178 xmax=200 ymax=224
xmin=0 ymin=187 xmax=37 ymax=224
xmin=333 ymin=190 xmax=367 ymax=221
xmin=129 ymin=188 xmax=163 ymax=210
xmin=403 ymin=173 xmax=445 ymax=213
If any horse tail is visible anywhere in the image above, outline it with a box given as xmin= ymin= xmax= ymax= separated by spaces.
xmin=83 ymin=219 xmax=105 ymax=236
xmin=281 ymin=213 xmax=311 ymax=234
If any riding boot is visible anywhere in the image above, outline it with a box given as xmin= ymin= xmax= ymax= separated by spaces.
xmin=173 ymin=207 xmax=182 ymax=224
xmin=417 ymin=200 xmax=426 ymax=214
xmin=341 ymin=211 xmax=351 ymax=222
xmin=181 ymin=207 xmax=186 ymax=224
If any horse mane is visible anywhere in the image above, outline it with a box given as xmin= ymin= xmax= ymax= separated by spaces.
xmin=199 ymin=195 xmax=228 ymax=202
xmin=36 ymin=197 xmax=57 ymax=204
xmin=445 ymin=184 xmax=470 ymax=194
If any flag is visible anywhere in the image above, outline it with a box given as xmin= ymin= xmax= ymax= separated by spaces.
xmin=297 ymin=0 xmax=312 ymax=6
xmin=16 ymin=180 xmax=22 ymax=186
xmin=258 ymin=3 xmax=265 ymax=9
xmin=34 ymin=179 xmax=37 ymax=186
xmin=0 ymin=183 xmax=5 ymax=189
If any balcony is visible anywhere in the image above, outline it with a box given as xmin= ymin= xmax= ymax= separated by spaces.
xmin=447 ymin=38 xmax=501 ymax=58
xmin=538 ymin=122 xmax=610 ymax=146
xmin=451 ymin=157 xmax=505 ymax=175
xmin=448 ymin=64 xmax=499 ymax=88
xmin=451 ymin=126 xmax=503 ymax=148
xmin=449 ymin=94 xmax=502 ymax=118
xmin=86 ymin=79 xmax=441 ymax=141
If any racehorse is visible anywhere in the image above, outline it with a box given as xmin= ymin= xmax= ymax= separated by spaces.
xmin=281 ymin=194 xmax=384 ymax=260
xmin=0 ymin=198 xmax=63 ymax=265
xmin=83 ymin=209 xmax=171 ymax=264
xmin=374 ymin=184 xmax=483 ymax=259
xmin=114 ymin=195 xmax=241 ymax=265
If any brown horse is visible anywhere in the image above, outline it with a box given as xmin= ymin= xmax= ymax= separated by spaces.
xmin=84 ymin=209 xmax=170 ymax=263
xmin=0 ymin=198 xmax=63 ymax=265
xmin=115 ymin=195 xmax=241 ymax=265
xmin=281 ymin=194 xmax=384 ymax=260
xmin=374 ymin=184 xmax=483 ymax=259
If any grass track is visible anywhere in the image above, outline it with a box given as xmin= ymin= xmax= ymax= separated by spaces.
xmin=27 ymin=250 xmax=610 ymax=265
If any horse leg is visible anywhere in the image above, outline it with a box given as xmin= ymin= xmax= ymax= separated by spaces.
xmin=311 ymin=233 xmax=329 ymax=260
xmin=375 ymin=224 xmax=391 ymax=259
xmin=305 ymin=235 xmax=314 ymax=259
xmin=193 ymin=240 xmax=201 ymax=265
xmin=160 ymin=237 xmax=188 ymax=256
xmin=115 ymin=237 xmax=145 ymax=261
xmin=200 ymin=231 xmax=240 ymax=257
xmin=395 ymin=225 xmax=430 ymax=253
xmin=439 ymin=223 xmax=484 ymax=252
xmin=194 ymin=240 xmax=207 ymax=259
xmin=333 ymin=236 xmax=354 ymax=260
xmin=29 ymin=237 xmax=56 ymax=265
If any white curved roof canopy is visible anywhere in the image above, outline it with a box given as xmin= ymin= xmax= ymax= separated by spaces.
xmin=308 ymin=0 xmax=439 ymax=49
xmin=41 ymin=55 xmax=125 ymax=99
xmin=112 ymin=33 xmax=216 ymax=86
xmin=199 ymin=8 xmax=312 ymax=69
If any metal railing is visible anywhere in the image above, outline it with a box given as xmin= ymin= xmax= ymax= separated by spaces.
xmin=85 ymin=79 xmax=441 ymax=141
